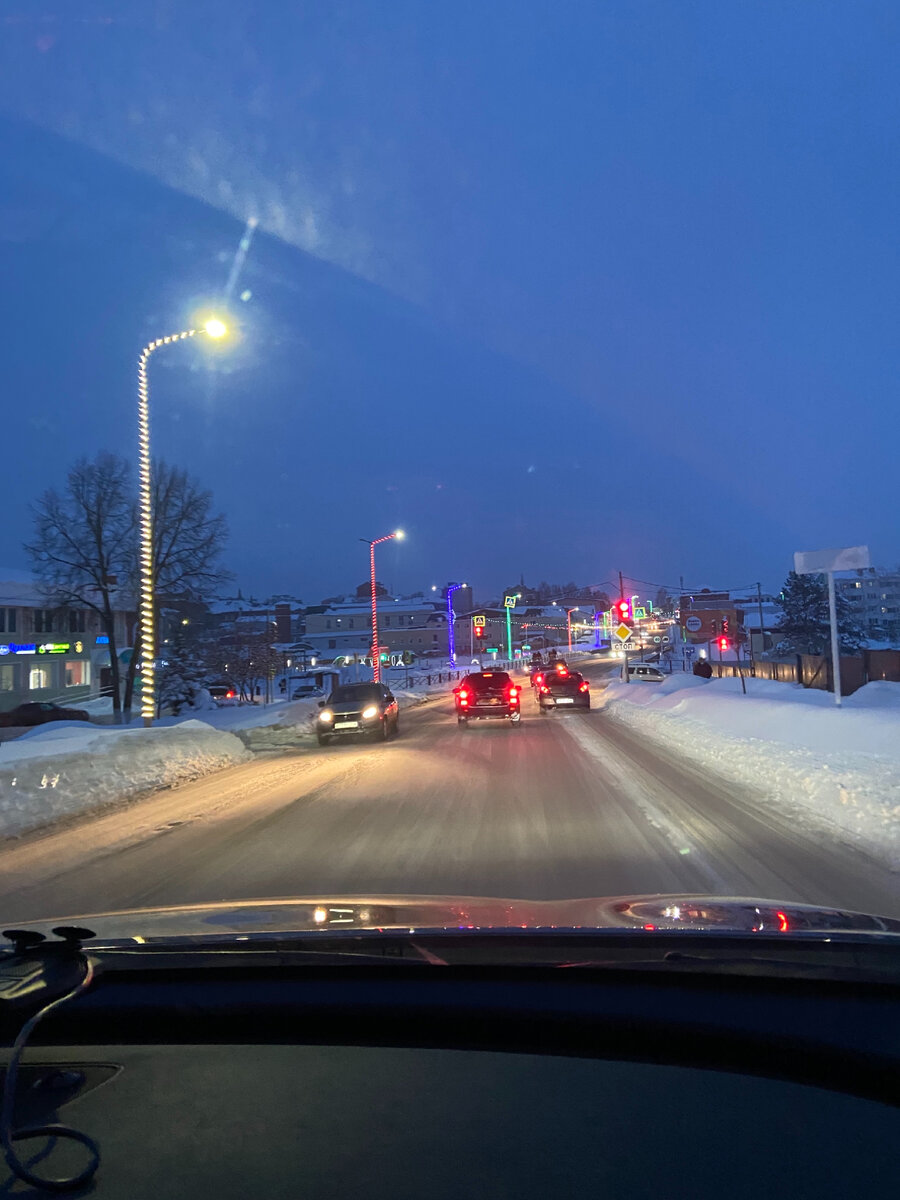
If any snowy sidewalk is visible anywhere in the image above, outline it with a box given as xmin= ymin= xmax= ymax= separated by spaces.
xmin=598 ymin=674 xmax=900 ymax=870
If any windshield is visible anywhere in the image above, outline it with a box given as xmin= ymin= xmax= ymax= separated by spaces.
xmin=330 ymin=685 xmax=383 ymax=703
xmin=1 ymin=2 xmax=900 ymax=942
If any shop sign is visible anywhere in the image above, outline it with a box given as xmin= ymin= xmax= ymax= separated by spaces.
xmin=0 ymin=642 xmax=37 ymax=655
xmin=38 ymin=642 xmax=71 ymax=655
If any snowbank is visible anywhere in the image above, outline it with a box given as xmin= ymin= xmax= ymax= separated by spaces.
xmin=599 ymin=674 xmax=900 ymax=869
xmin=0 ymin=720 xmax=250 ymax=839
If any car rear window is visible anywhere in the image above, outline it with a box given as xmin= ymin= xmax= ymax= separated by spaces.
xmin=548 ymin=671 xmax=582 ymax=684
xmin=466 ymin=672 xmax=511 ymax=689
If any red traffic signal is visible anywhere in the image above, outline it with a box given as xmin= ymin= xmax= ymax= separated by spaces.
xmin=719 ymin=637 xmax=729 ymax=651
xmin=474 ymin=625 xmax=484 ymax=638
xmin=616 ymin=599 xmax=631 ymax=621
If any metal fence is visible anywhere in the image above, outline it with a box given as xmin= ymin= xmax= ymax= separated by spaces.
xmin=707 ymin=649 xmax=900 ymax=696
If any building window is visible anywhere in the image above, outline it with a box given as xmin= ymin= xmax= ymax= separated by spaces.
xmin=433 ymin=634 xmax=438 ymax=642
xmin=33 ymin=610 xmax=56 ymax=634
xmin=29 ymin=666 xmax=51 ymax=691
xmin=68 ymin=610 xmax=86 ymax=633
xmin=328 ymin=639 xmax=336 ymax=649
xmin=348 ymin=619 xmax=354 ymax=629
xmin=6 ymin=609 xmax=14 ymax=633
xmin=326 ymin=619 xmax=332 ymax=630
xmin=385 ymin=616 xmax=391 ymax=627
xmin=0 ymin=665 xmax=13 ymax=692
xmin=65 ymin=661 xmax=90 ymax=687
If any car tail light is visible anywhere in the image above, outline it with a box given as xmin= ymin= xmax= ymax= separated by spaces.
xmin=535 ymin=674 xmax=544 ymax=685
xmin=579 ymin=682 xmax=589 ymax=692
xmin=540 ymin=685 xmax=550 ymax=694
xmin=558 ymin=667 xmax=568 ymax=676
xmin=458 ymin=689 xmax=468 ymax=700
xmin=226 ymin=691 xmax=235 ymax=698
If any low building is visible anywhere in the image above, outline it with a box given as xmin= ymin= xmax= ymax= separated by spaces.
xmin=304 ymin=595 xmax=449 ymax=660
xmin=0 ymin=569 xmax=136 ymax=710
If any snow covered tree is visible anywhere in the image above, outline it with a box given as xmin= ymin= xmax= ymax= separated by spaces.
xmin=158 ymin=631 xmax=208 ymax=716
xmin=774 ymin=571 xmax=865 ymax=656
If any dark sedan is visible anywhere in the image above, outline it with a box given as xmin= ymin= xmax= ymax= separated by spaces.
xmin=537 ymin=668 xmax=590 ymax=711
xmin=0 ymin=701 xmax=91 ymax=727
xmin=316 ymin=682 xmax=399 ymax=745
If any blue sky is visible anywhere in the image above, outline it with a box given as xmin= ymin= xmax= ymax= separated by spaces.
xmin=0 ymin=1 xmax=898 ymax=602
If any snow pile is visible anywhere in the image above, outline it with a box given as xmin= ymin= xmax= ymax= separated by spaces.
xmin=599 ymin=674 xmax=900 ymax=868
xmin=0 ymin=720 xmax=250 ymax=839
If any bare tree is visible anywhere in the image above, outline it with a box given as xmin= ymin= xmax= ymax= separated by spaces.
xmin=122 ymin=461 xmax=231 ymax=716
xmin=24 ymin=454 xmax=134 ymax=718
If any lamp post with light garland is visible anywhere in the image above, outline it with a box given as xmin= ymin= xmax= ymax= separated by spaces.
xmin=137 ymin=318 xmax=227 ymax=726
xmin=446 ymin=582 xmax=466 ymax=665
xmin=360 ymin=531 xmax=404 ymax=682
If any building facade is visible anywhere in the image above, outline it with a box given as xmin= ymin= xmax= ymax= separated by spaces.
xmin=0 ymin=571 xmax=136 ymax=710
xmin=304 ymin=597 xmax=449 ymax=660
xmin=837 ymin=568 xmax=900 ymax=644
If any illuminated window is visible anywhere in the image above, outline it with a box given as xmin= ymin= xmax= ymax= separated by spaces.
xmin=0 ymin=665 xmax=13 ymax=692
xmin=29 ymin=666 xmax=51 ymax=691
xmin=65 ymin=661 xmax=91 ymax=687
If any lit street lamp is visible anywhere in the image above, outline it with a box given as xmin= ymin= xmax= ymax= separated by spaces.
xmin=137 ymin=317 xmax=227 ymax=726
xmin=360 ymin=530 xmax=404 ymax=682
xmin=446 ymin=583 xmax=466 ymax=665
xmin=566 ymin=606 xmax=579 ymax=653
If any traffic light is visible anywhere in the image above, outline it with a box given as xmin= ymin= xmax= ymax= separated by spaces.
xmin=721 ymin=617 xmax=730 ymax=637
xmin=474 ymin=625 xmax=484 ymax=639
xmin=616 ymin=599 xmax=631 ymax=622
xmin=719 ymin=637 xmax=729 ymax=652
xmin=710 ymin=620 xmax=718 ymax=635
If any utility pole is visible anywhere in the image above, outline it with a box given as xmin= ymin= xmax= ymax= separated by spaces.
xmin=756 ymin=582 xmax=766 ymax=659
xmin=619 ymin=570 xmax=625 ymax=602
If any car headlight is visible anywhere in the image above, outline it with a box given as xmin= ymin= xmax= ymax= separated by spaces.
xmin=318 ymin=709 xmax=334 ymax=723
xmin=361 ymin=704 xmax=379 ymax=719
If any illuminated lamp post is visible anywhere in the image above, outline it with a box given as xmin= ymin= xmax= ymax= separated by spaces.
xmin=360 ymin=531 xmax=404 ymax=682
xmin=446 ymin=583 xmax=466 ymax=665
xmin=566 ymin=607 xmax=579 ymax=654
xmin=137 ymin=317 xmax=227 ymax=726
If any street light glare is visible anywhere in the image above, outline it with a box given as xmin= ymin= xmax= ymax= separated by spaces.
xmin=204 ymin=318 xmax=227 ymax=339
xmin=394 ymin=529 xmax=405 ymax=540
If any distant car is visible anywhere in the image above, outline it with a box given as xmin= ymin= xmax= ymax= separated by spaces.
xmin=626 ymin=663 xmax=666 ymax=683
xmin=531 ymin=661 xmax=569 ymax=692
xmin=316 ymin=682 xmax=399 ymax=745
xmin=208 ymin=684 xmax=239 ymax=705
xmin=0 ymin=701 xmax=90 ymax=727
xmin=454 ymin=671 xmax=521 ymax=727
xmin=537 ymin=667 xmax=590 ymax=711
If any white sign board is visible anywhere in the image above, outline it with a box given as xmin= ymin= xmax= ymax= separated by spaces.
xmin=794 ymin=545 xmax=870 ymax=575
xmin=685 ymin=616 xmax=702 ymax=632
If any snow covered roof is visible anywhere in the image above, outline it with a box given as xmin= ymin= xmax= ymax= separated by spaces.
xmin=0 ymin=570 xmax=43 ymax=605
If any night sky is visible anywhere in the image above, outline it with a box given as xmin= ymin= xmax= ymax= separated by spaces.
xmin=1 ymin=2 xmax=898 ymax=603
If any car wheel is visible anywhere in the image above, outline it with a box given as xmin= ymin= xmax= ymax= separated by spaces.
xmin=375 ymin=719 xmax=389 ymax=741
xmin=316 ymin=732 xmax=331 ymax=746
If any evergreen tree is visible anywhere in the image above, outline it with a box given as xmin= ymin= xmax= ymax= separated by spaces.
xmin=159 ymin=631 xmax=208 ymax=715
xmin=774 ymin=571 xmax=865 ymax=656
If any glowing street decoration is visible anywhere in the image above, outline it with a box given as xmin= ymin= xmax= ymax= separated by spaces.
xmin=447 ymin=583 xmax=466 ymax=665
xmin=137 ymin=319 xmax=228 ymax=725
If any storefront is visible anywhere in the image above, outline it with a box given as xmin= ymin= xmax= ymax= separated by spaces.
xmin=0 ymin=638 xmax=95 ymax=708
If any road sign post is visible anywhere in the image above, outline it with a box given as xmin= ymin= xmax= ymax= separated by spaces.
xmin=504 ymin=594 xmax=517 ymax=662
xmin=794 ymin=545 xmax=870 ymax=708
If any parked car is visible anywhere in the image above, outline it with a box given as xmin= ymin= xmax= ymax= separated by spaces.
xmin=537 ymin=668 xmax=591 ymax=711
xmin=0 ymin=701 xmax=90 ymax=727
xmin=316 ymin=682 xmax=399 ymax=745
xmin=454 ymin=671 xmax=521 ymax=727
xmin=626 ymin=663 xmax=666 ymax=683
xmin=207 ymin=683 xmax=239 ymax=705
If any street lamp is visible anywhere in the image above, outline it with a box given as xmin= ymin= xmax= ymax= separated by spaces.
xmin=137 ymin=317 xmax=228 ymax=726
xmin=566 ymin=607 xmax=579 ymax=653
xmin=446 ymin=583 xmax=466 ymax=665
xmin=360 ymin=530 xmax=404 ymax=682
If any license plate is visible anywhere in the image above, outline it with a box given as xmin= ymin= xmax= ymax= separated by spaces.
xmin=556 ymin=697 xmax=574 ymax=704
xmin=485 ymin=697 xmax=500 ymax=705
xmin=335 ymin=721 xmax=358 ymax=729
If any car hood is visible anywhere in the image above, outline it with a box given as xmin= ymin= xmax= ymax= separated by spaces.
xmin=5 ymin=894 xmax=900 ymax=944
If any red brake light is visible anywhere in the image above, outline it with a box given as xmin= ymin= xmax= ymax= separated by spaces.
xmin=226 ymin=690 xmax=235 ymax=698
xmin=458 ymin=689 xmax=468 ymax=700
xmin=540 ymin=685 xmax=550 ymax=694
xmin=776 ymin=910 xmax=789 ymax=932
xmin=579 ymin=682 xmax=589 ymax=692
xmin=535 ymin=674 xmax=544 ymax=685
xmin=558 ymin=667 xmax=568 ymax=676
